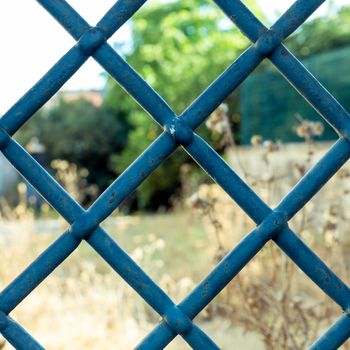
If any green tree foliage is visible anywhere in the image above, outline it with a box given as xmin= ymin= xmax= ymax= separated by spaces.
xmin=15 ymin=3 xmax=350 ymax=210
xmin=16 ymin=98 xmax=129 ymax=195
xmin=105 ymin=0 xmax=261 ymax=209
xmin=286 ymin=5 xmax=350 ymax=57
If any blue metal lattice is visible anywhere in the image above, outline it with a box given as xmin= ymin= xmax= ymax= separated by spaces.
xmin=0 ymin=0 xmax=349 ymax=349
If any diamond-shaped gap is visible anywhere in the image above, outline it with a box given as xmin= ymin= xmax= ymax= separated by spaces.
xmin=232 ymin=132 xmax=337 ymax=208
xmin=11 ymin=4 xmax=167 ymax=210
xmin=11 ymin=55 xmax=130 ymax=208
xmin=246 ymin=0 xmax=295 ymax=25
xmin=280 ymin=41 xmax=350 ymax=124
xmin=103 ymin=206 xmax=212 ymax=283
xmin=86 ymin=211 xmax=236 ymax=350
xmin=8 ymin=237 xmax=162 ymax=349
xmin=98 ymin=173 xmax=261 ymax=348
xmin=109 ymin=0 xmax=250 ymax=116
xmin=0 ymin=0 xmax=75 ymax=115
xmin=280 ymin=1 xmax=350 ymax=127
xmin=239 ymin=2 xmax=350 ymax=145
xmin=101 ymin=125 xmax=257 ymax=277
xmin=237 ymin=1 xmax=345 ymax=142
xmin=240 ymin=59 xmax=338 ymax=146
xmin=107 ymin=142 xmax=259 ymax=306
xmin=99 ymin=151 xmax=215 ymax=279
xmin=3 ymin=2 xmax=129 ymax=210
xmin=96 ymin=211 xmax=204 ymax=350
xmin=214 ymin=239 xmax=346 ymax=350
xmin=0 ymin=217 xmax=69 ymax=292
xmin=96 ymin=130 xmax=256 ymax=307
xmin=199 ymin=102 xmax=328 ymax=208
xmin=283 ymin=150 xmax=350 ymax=285
xmin=237 ymin=35 xmax=347 ymax=203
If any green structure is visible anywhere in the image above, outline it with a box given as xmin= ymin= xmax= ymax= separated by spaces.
xmin=240 ymin=45 xmax=350 ymax=144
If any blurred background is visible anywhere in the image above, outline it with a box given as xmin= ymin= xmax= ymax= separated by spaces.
xmin=0 ymin=0 xmax=350 ymax=349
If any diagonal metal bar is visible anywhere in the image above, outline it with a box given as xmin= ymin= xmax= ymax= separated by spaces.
xmin=0 ymin=311 xmax=44 ymax=350
xmin=309 ymin=314 xmax=350 ymax=350
xmin=276 ymin=137 xmax=350 ymax=219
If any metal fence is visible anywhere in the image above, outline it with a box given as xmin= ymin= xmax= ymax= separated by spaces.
xmin=0 ymin=0 xmax=349 ymax=349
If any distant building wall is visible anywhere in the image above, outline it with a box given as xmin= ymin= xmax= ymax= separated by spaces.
xmin=45 ymin=89 xmax=104 ymax=109
xmin=240 ymin=45 xmax=350 ymax=144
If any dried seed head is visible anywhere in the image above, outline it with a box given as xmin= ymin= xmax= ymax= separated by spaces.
xmin=206 ymin=104 xmax=229 ymax=134
xmin=186 ymin=193 xmax=211 ymax=211
xmin=296 ymin=120 xmax=324 ymax=139
xmin=263 ymin=140 xmax=279 ymax=152
xmin=250 ymin=134 xmax=263 ymax=146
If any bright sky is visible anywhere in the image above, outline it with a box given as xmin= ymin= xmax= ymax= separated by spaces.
xmin=0 ymin=0 xmax=346 ymax=114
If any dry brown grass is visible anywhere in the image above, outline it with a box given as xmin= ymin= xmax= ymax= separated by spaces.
xmin=0 ymin=211 xmax=265 ymax=349
xmin=1 ymin=114 xmax=349 ymax=349
xmin=186 ymin=110 xmax=350 ymax=349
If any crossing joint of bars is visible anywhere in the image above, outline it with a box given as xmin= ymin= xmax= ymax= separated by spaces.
xmin=163 ymin=305 xmax=193 ymax=335
xmin=164 ymin=117 xmax=195 ymax=146
xmin=77 ymin=26 xmax=107 ymax=56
